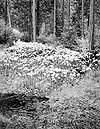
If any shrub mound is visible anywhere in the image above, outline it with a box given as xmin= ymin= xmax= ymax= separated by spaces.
xmin=0 ymin=41 xmax=100 ymax=96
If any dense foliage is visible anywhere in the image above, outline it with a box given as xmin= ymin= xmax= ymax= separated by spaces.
xmin=0 ymin=0 xmax=100 ymax=129
xmin=0 ymin=19 xmax=15 ymax=45
xmin=0 ymin=41 xmax=100 ymax=129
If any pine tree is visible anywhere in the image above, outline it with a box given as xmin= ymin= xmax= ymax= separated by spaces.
xmin=82 ymin=0 xmax=84 ymax=37
xmin=33 ymin=0 xmax=36 ymax=42
xmin=29 ymin=0 xmax=33 ymax=41
xmin=54 ymin=0 xmax=56 ymax=37
xmin=36 ymin=0 xmax=40 ymax=36
xmin=4 ymin=0 xmax=7 ymax=25
xmin=67 ymin=0 xmax=70 ymax=27
xmin=88 ymin=0 xmax=95 ymax=50
xmin=62 ymin=0 xmax=64 ymax=32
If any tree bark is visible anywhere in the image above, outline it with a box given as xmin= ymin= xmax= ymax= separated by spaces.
xmin=7 ymin=0 xmax=11 ymax=27
xmin=29 ymin=0 xmax=33 ymax=41
xmin=4 ymin=0 xmax=8 ymax=25
xmin=36 ymin=0 xmax=40 ymax=37
xmin=32 ymin=0 xmax=36 ymax=42
xmin=4 ymin=0 xmax=8 ymax=44
xmin=67 ymin=0 xmax=70 ymax=27
xmin=54 ymin=0 xmax=56 ymax=37
xmin=62 ymin=0 xmax=64 ymax=32
xmin=82 ymin=0 xmax=84 ymax=38
xmin=88 ymin=0 xmax=95 ymax=50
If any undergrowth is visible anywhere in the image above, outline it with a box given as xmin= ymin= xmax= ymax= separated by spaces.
xmin=0 ymin=41 xmax=100 ymax=129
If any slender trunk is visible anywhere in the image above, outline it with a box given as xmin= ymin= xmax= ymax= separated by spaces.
xmin=82 ymin=0 xmax=84 ymax=38
xmin=29 ymin=0 xmax=32 ymax=41
xmin=36 ymin=0 xmax=40 ymax=36
xmin=62 ymin=0 xmax=64 ymax=32
xmin=88 ymin=13 xmax=89 ymax=27
xmin=7 ymin=0 xmax=11 ymax=27
xmin=33 ymin=0 xmax=36 ymax=42
xmin=4 ymin=0 xmax=8 ymax=44
xmin=4 ymin=0 xmax=7 ymax=25
xmin=67 ymin=0 xmax=70 ymax=27
xmin=54 ymin=0 xmax=56 ymax=37
xmin=88 ymin=0 xmax=95 ymax=50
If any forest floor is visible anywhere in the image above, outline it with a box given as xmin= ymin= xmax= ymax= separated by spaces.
xmin=0 ymin=41 xmax=100 ymax=129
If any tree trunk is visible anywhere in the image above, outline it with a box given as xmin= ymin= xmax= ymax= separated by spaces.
xmin=62 ymin=0 xmax=64 ymax=32
xmin=4 ymin=0 xmax=8 ymax=25
xmin=4 ymin=0 xmax=8 ymax=44
xmin=36 ymin=0 xmax=40 ymax=36
xmin=7 ymin=0 xmax=11 ymax=27
xmin=82 ymin=0 xmax=84 ymax=38
xmin=88 ymin=12 xmax=89 ymax=27
xmin=67 ymin=0 xmax=70 ymax=27
xmin=29 ymin=0 xmax=33 ymax=41
xmin=32 ymin=0 xmax=36 ymax=42
xmin=88 ymin=0 xmax=95 ymax=50
xmin=54 ymin=0 xmax=56 ymax=37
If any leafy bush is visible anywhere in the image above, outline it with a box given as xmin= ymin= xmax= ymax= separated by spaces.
xmin=0 ymin=19 xmax=23 ymax=46
xmin=12 ymin=28 xmax=22 ymax=42
xmin=1 ymin=41 xmax=97 ymax=96
xmin=0 ymin=19 xmax=15 ymax=46
xmin=0 ymin=41 xmax=100 ymax=97
xmin=75 ymin=37 xmax=89 ymax=53
xmin=0 ymin=19 xmax=6 ymax=44
xmin=20 ymin=31 xmax=30 ymax=42
xmin=37 ymin=34 xmax=55 ymax=44
xmin=59 ymin=27 xmax=78 ymax=50
xmin=82 ymin=50 xmax=100 ymax=70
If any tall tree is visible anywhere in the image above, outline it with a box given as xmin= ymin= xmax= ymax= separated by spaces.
xmin=29 ymin=0 xmax=32 ymax=41
xmin=4 ymin=0 xmax=7 ymax=25
xmin=82 ymin=0 xmax=84 ymax=37
xmin=67 ymin=0 xmax=70 ymax=27
xmin=7 ymin=0 xmax=11 ymax=27
xmin=62 ymin=0 xmax=64 ymax=32
xmin=88 ymin=0 xmax=95 ymax=50
xmin=36 ymin=0 xmax=40 ymax=36
xmin=54 ymin=0 xmax=56 ymax=37
xmin=33 ymin=0 xmax=36 ymax=42
xmin=4 ymin=0 xmax=8 ymax=44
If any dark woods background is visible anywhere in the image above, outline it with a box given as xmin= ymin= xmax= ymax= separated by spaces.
xmin=0 ymin=0 xmax=100 ymax=50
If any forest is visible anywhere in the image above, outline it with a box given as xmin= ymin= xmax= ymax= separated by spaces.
xmin=0 ymin=0 xmax=100 ymax=129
